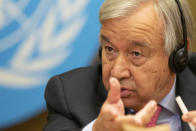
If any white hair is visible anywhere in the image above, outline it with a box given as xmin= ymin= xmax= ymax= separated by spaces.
xmin=99 ymin=0 xmax=194 ymax=55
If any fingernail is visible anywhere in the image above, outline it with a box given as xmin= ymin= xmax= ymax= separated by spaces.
xmin=110 ymin=77 xmax=117 ymax=85
xmin=151 ymin=100 xmax=156 ymax=106
xmin=110 ymin=77 xmax=116 ymax=82
xmin=149 ymin=101 xmax=157 ymax=108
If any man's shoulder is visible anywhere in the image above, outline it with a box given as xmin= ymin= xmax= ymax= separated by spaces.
xmin=56 ymin=64 xmax=102 ymax=83
xmin=44 ymin=64 xmax=104 ymax=127
xmin=48 ymin=64 xmax=102 ymax=92
xmin=59 ymin=64 xmax=101 ymax=79
xmin=45 ymin=64 xmax=103 ymax=104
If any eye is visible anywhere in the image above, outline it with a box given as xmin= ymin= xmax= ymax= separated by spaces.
xmin=105 ymin=46 xmax=114 ymax=53
xmin=103 ymin=45 xmax=117 ymax=60
xmin=132 ymin=51 xmax=141 ymax=57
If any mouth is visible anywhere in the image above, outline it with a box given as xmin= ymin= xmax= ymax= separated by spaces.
xmin=120 ymin=87 xmax=136 ymax=98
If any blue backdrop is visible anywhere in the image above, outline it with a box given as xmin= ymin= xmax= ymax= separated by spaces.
xmin=0 ymin=0 xmax=103 ymax=129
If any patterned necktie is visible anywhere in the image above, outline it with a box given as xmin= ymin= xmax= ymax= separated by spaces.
xmin=147 ymin=105 xmax=162 ymax=127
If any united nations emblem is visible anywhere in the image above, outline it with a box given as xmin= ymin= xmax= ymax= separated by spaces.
xmin=0 ymin=0 xmax=102 ymax=129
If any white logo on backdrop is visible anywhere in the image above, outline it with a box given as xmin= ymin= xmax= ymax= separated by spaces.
xmin=0 ymin=0 xmax=89 ymax=88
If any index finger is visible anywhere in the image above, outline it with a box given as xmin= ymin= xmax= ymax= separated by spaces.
xmin=107 ymin=77 xmax=121 ymax=104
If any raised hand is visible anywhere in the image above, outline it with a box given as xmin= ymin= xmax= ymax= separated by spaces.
xmin=93 ymin=77 xmax=158 ymax=131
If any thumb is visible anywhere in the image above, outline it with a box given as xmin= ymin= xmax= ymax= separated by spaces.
xmin=107 ymin=77 xmax=121 ymax=104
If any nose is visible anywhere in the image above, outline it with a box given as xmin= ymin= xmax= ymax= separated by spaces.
xmin=111 ymin=54 xmax=131 ymax=80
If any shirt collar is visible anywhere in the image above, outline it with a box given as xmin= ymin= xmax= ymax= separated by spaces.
xmin=159 ymin=76 xmax=179 ymax=115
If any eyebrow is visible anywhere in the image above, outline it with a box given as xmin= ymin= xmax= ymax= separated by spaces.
xmin=130 ymin=40 xmax=149 ymax=48
xmin=100 ymin=35 xmax=150 ymax=48
xmin=100 ymin=35 xmax=111 ymax=43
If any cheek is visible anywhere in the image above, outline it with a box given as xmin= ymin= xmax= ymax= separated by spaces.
xmin=134 ymin=56 xmax=170 ymax=95
xmin=134 ymin=69 xmax=158 ymax=94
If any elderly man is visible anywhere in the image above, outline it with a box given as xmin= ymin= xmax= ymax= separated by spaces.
xmin=44 ymin=0 xmax=196 ymax=131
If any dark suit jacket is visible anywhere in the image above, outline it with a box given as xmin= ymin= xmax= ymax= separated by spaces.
xmin=44 ymin=53 xmax=196 ymax=131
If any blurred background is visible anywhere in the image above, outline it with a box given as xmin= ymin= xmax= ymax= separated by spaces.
xmin=0 ymin=0 xmax=195 ymax=131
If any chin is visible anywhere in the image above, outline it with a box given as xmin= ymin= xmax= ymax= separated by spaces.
xmin=122 ymin=97 xmax=137 ymax=108
xmin=122 ymin=97 xmax=145 ymax=111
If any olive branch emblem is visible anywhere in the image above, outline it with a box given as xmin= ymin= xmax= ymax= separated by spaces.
xmin=0 ymin=0 xmax=89 ymax=88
